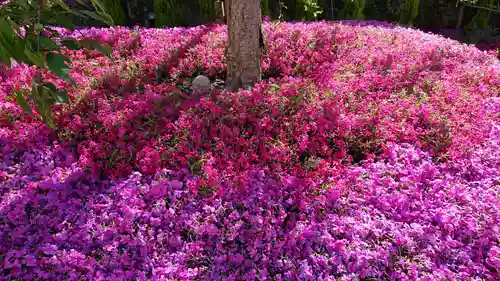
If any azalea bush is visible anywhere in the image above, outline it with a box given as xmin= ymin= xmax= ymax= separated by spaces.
xmin=1 ymin=20 xmax=499 ymax=280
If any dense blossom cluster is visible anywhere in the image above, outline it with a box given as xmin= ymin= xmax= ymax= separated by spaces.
xmin=1 ymin=21 xmax=499 ymax=280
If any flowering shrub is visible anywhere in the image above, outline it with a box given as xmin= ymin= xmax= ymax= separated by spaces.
xmin=1 ymin=21 xmax=499 ymax=280
xmin=0 ymin=98 xmax=499 ymax=280
xmin=174 ymin=21 xmax=500 ymax=161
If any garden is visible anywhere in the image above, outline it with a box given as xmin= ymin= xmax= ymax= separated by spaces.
xmin=0 ymin=4 xmax=500 ymax=281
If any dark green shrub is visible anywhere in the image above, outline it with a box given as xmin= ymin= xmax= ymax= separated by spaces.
xmin=341 ymin=0 xmax=365 ymax=19
xmin=155 ymin=0 xmax=183 ymax=27
xmin=399 ymin=0 xmax=419 ymax=25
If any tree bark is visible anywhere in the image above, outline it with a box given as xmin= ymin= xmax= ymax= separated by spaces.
xmin=225 ymin=0 xmax=262 ymax=92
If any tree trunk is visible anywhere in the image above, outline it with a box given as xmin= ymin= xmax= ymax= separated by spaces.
xmin=225 ymin=0 xmax=262 ymax=92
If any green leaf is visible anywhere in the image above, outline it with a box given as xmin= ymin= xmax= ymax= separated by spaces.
xmin=50 ymin=0 xmax=71 ymax=11
xmin=0 ymin=18 xmax=15 ymax=39
xmin=0 ymin=36 xmax=29 ymax=65
xmin=31 ymin=81 xmax=56 ymax=127
xmin=97 ymin=11 xmax=115 ymax=25
xmin=27 ymin=35 xmax=60 ymax=51
xmin=38 ymin=36 xmax=60 ymax=51
xmin=43 ymin=82 xmax=58 ymax=92
xmin=52 ymin=13 xmax=76 ymax=30
xmin=94 ymin=42 xmax=113 ymax=57
xmin=78 ymin=10 xmax=114 ymax=26
xmin=79 ymin=39 xmax=113 ymax=57
xmin=44 ymin=28 xmax=61 ymax=37
xmin=46 ymin=52 xmax=75 ymax=85
xmin=8 ymin=20 xmax=20 ymax=34
xmin=0 ymin=45 xmax=11 ymax=66
xmin=89 ymin=0 xmax=107 ymax=12
xmin=39 ymin=12 xmax=75 ymax=30
xmin=15 ymin=91 xmax=33 ymax=116
xmin=78 ymin=39 xmax=94 ymax=50
xmin=76 ymin=0 xmax=90 ymax=8
xmin=44 ymin=82 xmax=69 ymax=104
xmin=0 ymin=37 xmax=12 ymax=64
xmin=16 ymin=0 xmax=29 ymax=9
xmin=34 ymin=72 xmax=43 ymax=84
xmin=31 ymin=78 xmax=40 ymax=98
xmin=0 ymin=18 xmax=32 ymax=65
xmin=60 ymin=38 xmax=79 ymax=50
xmin=24 ymin=48 xmax=44 ymax=67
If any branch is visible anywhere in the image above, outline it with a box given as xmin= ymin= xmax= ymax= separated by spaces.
xmin=461 ymin=2 xmax=500 ymax=13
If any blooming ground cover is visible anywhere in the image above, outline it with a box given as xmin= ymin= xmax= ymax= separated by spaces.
xmin=0 ymin=21 xmax=499 ymax=280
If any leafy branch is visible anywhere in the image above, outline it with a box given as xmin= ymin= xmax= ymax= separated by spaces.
xmin=457 ymin=0 xmax=500 ymax=13
xmin=0 ymin=0 xmax=113 ymax=128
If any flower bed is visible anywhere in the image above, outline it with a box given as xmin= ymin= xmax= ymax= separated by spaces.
xmin=1 ymin=21 xmax=499 ymax=280
xmin=0 ymin=98 xmax=499 ymax=280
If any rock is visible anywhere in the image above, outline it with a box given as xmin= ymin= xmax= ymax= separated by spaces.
xmin=191 ymin=75 xmax=211 ymax=94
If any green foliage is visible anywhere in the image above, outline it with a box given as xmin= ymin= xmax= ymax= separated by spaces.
xmin=341 ymin=0 xmax=366 ymax=19
xmin=155 ymin=0 xmax=183 ymax=27
xmin=399 ymin=0 xmax=419 ymax=25
xmin=466 ymin=0 xmax=495 ymax=30
xmin=262 ymin=0 xmax=270 ymax=17
xmin=416 ymin=0 xmax=456 ymax=28
xmin=199 ymin=0 xmax=216 ymax=21
xmin=0 ymin=0 xmax=113 ymax=128
xmin=102 ymin=0 xmax=125 ymax=25
xmin=297 ymin=0 xmax=323 ymax=20
xmin=362 ymin=0 xmax=395 ymax=21
xmin=46 ymin=52 xmax=74 ymax=83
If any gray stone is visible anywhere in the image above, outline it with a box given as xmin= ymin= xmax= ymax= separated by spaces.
xmin=191 ymin=75 xmax=211 ymax=93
